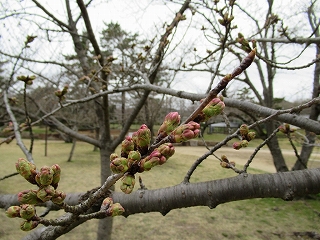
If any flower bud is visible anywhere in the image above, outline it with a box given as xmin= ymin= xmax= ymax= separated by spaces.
xmin=157 ymin=143 xmax=175 ymax=159
xmin=197 ymin=98 xmax=225 ymax=122
xmin=101 ymin=197 xmax=113 ymax=211
xmin=169 ymin=121 xmax=200 ymax=143
xmin=37 ymin=185 xmax=55 ymax=202
xmin=157 ymin=112 xmax=181 ymax=139
xmin=35 ymin=166 xmax=54 ymax=186
xmin=110 ymin=153 xmax=119 ymax=161
xmin=246 ymin=131 xmax=256 ymax=141
xmin=15 ymin=158 xmax=37 ymax=185
xmin=241 ymin=140 xmax=249 ymax=148
xmin=239 ymin=124 xmax=249 ymax=137
xmin=18 ymin=190 xmax=42 ymax=205
xmin=51 ymin=164 xmax=61 ymax=189
xmin=20 ymin=204 xmax=36 ymax=220
xmin=6 ymin=206 xmax=21 ymax=218
xmin=20 ymin=220 xmax=39 ymax=231
xmin=51 ymin=190 xmax=66 ymax=205
xmin=120 ymin=137 xmax=135 ymax=157
xmin=132 ymin=124 xmax=151 ymax=155
xmin=110 ymin=157 xmax=129 ymax=174
xmin=107 ymin=203 xmax=125 ymax=217
xmin=127 ymin=151 xmax=141 ymax=166
xmin=220 ymin=161 xmax=229 ymax=168
xmin=221 ymin=155 xmax=229 ymax=163
xmin=120 ymin=174 xmax=135 ymax=194
xmin=233 ymin=142 xmax=242 ymax=150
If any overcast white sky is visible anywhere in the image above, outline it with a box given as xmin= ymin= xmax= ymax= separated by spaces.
xmin=1 ymin=0 xmax=318 ymax=102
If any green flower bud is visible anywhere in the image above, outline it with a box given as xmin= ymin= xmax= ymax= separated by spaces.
xmin=127 ymin=151 xmax=141 ymax=166
xmin=18 ymin=190 xmax=42 ymax=205
xmin=110 ymin=153 xmax=119 ymax=161
xmin=20 ymin=204 xmax=36 ymax=220
xmin=20 ymin=220 xmax=39 ymax=231
xmin=132 ymin=124 xmax=151 ymax=155
xmin=51 ymin=164 xmax=61 ymax=189
xmin=37 ymin=185 xmax=55 ymax=202
xmin=246 ymin=131 xmax=256 ymax=141
xmin=107 ymin=203 xmax=125 ymax=217
xmin=241 ymin=140 xmax=249 ymax=148
xmin=51 ymin=190 xmax=66 ymax=205
xmin=110 ymin=157 xmax=129 ymax=173
xmin=35 ymin=166 xmax=54 ymax=186
xmin=239 ymin=124 xmax=249 ymax=137
xmin=198 ymin=98 xmax=225 ymax=122
xmin=120 ymin=174 xmax=135 ymax=194
xmin=121 ymin=137 xmax=135 ymax=158
xmin=157 ymin=112 xmax=181 ymax=139
xmin=169 ymin=121 xmax=200 ymax=143
xmin=15 ymin=158 xmax=37 ymax=185
xmin=139 ymin=156 xmax=163 ymax=172
xmin=6 ymin=206 xmax=21 ymax=218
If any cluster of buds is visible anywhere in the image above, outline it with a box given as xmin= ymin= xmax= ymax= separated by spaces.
xmin=157 ymin=112 xmax=181 ymax=141
xmin=278 ymin=123 xmax=295 ymax=134
xmin=195 ymin=97 xmax=225 ymax=122
xmin=233 ymin=124 xmax=256 ymax=150
xmin=139 ymin=143 xmax=175 ymax=172
xmin=236 ymin=33 xmax=256 ymax=53
xmin=15 ymin=158 xmax=65 ymax=204
xmin=218 ymin=12 xmax=234 ymax=26
xmin=6 ymin=204 xmax=39 ymax=231
xmin=169 ymin=121 xmax=200 ymax=143
xmin=220 ymin=155 xmax=236 ymax=169
xmin=100 ymin=197 xmax=125 ymax=217
xmin=7 ymin=159 xmax=65 ymax=231
xmin=17 ymin=75 xmax=36 ymax=85
xmin=54 ymin=85 xmax=69 ymax=102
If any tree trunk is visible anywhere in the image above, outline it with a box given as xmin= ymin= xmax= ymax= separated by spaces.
xmin=265 ymin=121 xmax=289 ymax=172
xmin=97 ymin=146 xmax=114 ymax=240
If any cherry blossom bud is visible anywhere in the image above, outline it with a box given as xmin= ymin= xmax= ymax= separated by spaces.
xmin=37 ymin=185 xmax=55 ymax=202
xmin=132 ymin=124 xmax=151 ymax=155
xmin=19 ymin=204 xmax=36 ymax=220
xmin=169 ymin=121 xmax=200 ymax=143
xmin=139 ymin=156 xmax=161 ymax=172
xmin=15 ymin=158 xmax=37 ymax=185
xmin=157 ymin=112 xmax=181 ymax=139
xmin=18 ymin=190 xmax=42 ymax=205
xmin=101 ymin=197 xmax=113 ymax=211
xmin=20 ymin=220 xmax=39 ymax=231
xmin=221 ymin=155 xmax=229 ymax=163
xmin=233 ymin=142 xmax=242 ymax=150
xmin=6 ymin=206 xmax=21 ymax=218
xmin=107 ymin=203 xmax=125 ymax=217
xmin=110 ymin=153 xmax=119 ymax=161
xmin=127 ymin=151 xmax=141 ymax=166
xmin=197 ymin=98 xmax=225 ymax=122
xmin=246 ymin=132 xmax=256 ymax=141
xmin=51 ymin=190 xmax=66 ymax=205
xmin=120 ymin=136 xmax=135 ymax=157
xmin=157 ymin=143 xmax=175 ymax=159
xmin=35 ymin=166 xmax=54 ymax=186
xmin=241 ymin=140 xmax=249 ymax=148
xmin=110 ymin=157 xmax=129 ymax=174
xmin=220 ymin=162 xmax=229 ymax=168
xmin=239 ymin=124 xmax=249 ymax=137
xmin=51 ymin=164 xmax=61 ymax=189
xmin=120 ymin=174 xmax=135 ymax=194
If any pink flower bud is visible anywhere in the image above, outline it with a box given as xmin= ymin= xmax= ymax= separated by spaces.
xmin=101 ymin=197 xmax=113 ymax=211
xmin=169 ymin=121 xmax=200 ymax=143
xmin=6 ymin=206 xmax=21 ymax=218
xmin=157 ymin=143 xmax=175 ymax=159
xmin=157 ymin=112 xmax=181 ymax=138
xmin=233 ymin=142 xmax=242 ymax=150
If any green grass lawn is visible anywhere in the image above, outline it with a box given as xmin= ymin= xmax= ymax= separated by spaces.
xmin=1 ymin=139 xmax=320 ymax=240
